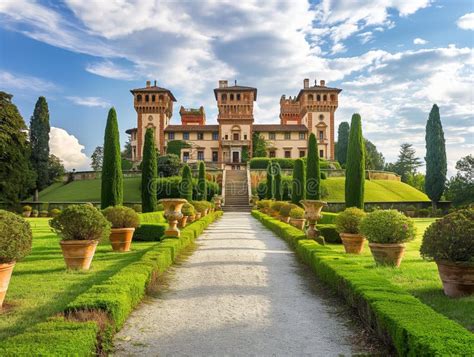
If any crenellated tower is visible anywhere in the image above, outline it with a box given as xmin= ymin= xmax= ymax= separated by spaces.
xmin=279 ymin=95 xmax=301 ymax=124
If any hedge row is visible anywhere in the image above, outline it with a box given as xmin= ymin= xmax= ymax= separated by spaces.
xmin=133 ymin=211 xmax=167 ymax=241
xmin=0 ymin=212 xmax=223 ymax=356
xmin=156 ymin=176 xmax=219 ymax=201
xmin=249 ymin=157 xmax=341 ymax=170
xmin=251 ymin=210 xmax=474 ymax=356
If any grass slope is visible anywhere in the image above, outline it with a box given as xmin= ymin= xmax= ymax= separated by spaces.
xmin=39 ymin=177 xmax=429 ymax=203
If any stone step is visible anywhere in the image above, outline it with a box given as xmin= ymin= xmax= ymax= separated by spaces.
xmin=222 ymin=205 xmax=252 ymax=212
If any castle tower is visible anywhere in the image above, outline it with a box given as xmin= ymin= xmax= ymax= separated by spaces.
xmin=130 ymin=80 xmax=176 ymax=159
xmin=279 ymin=95 xmax=301 ymax=125
xmin=180 ymin=106 xmax=206 ymax=125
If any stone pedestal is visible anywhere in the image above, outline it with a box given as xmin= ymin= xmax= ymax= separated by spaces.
xmin=300 ymin=200 xmax=327 ymax=244
xmin=159 ymin=198 xmax=188 ymax=237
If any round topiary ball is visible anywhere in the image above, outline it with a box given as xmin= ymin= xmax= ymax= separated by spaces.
xmin=360 ymin=209 xmax=416 ymax=244
xmin=335 ymin=207 xmax=366 ymax=234
xmin=102 ymin=205 xmax=140 ymax=229
xmin=0 ymin=210 xmax=33 ymax=263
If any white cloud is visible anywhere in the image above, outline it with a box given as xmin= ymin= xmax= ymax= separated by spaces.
xmin=49 ymin=127 xmax=90 ymax=170
xmin=85 ymin=60 xmax=135 ymax=80
xmin=0 ymin=70 xmax=56 ymax=92
xmin=67 ymin=96 xmax=110 ymax=108
xmin=413 ymin=37 xmax=427 ymax=45
xmin=457 ymin=12 xmax=474 ymax=30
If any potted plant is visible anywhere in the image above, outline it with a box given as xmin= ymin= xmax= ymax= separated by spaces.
xmin=49 ymin=208 xmax=61 ymax=218
xmin=102 ymin=206 xmax=140 ymax=252
xmin=50 ymin=205 xmax=111 ymax=270
xmin=0 ymin=210 xmax=33 ymax=307
xmin=420 ymin=209 xmax=474 ymax=298
xmin=270 ymin=201 xmax=284 ymax=218
xmin=31 ymin=209 xmax=39 ymax=218
xmin=404 ymin=205 xmax=416 ymax=217
xmin=279 ymin=203 xmax=296 ymax=224
xmin=39 ymin=210 xmax=49 ymax=218
xmin=360 ymin=210 xmax=416 ymax=267
xmin=192 ymin=201 xmax=206 ymax=219
xmin=335 ymin=207 xmax=367 ymax=254
xmin=180 ymin=203 xmax=195 ymax=228
xmin=22 ymin=205 xmax=32 ymax=218
xmin=289 ymin=207 xmax=306 ymax=230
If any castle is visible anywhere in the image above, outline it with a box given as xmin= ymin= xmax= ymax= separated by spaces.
xmin=126 ymin=78 xmax=341 ymax=168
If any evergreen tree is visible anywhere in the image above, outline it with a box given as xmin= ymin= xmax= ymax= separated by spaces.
xmin=306 ymin=133 xmax=321 ymax=200
xmin=336 ymin=122 xmax=350 ymax=166
xmin=197 ymin=161 xmax=207 ymax=201
xmin=48 ymin=154 xmax=66 ymax=184
xmin=30 ymin=96 xmax=50 ymax=199
xmin=180 ymin=164 xmax=193 ymax=201
xmin=91 ymin=146 xmax=103 ymax=171
xmin=266 ymin=161 xmax=274 ymax=199
xmin=292 ymin=158 xmax=305 ymax=205
xmin=345 ymin=113 xmax=365 ymax=209
xmin=445 ymin=155 xmax=473 ymax=207
xmin=425 ymin=104 xmax=447 ymax=208
xmin=274 ymin=162 xmax=282 ymax=200
xmin=252 ymin=132 xmax=267 ymax=157
xmin=391 ymin=143 xmax=422 ymax=182
xmin=0 ymin=92 xmax=35 ymax=207
xmin=101 ymin=108 xmax=123 ymax=208
xmin=364 ymin=139 xmax=385 ymax=170
xmin=141 ymin=128 xmax=157 ymax=212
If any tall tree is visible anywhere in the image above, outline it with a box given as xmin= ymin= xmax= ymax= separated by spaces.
xmin=336 ymin=122 xmax=350 ymax=167
xmin=345 ymin=113 xmax=365 ymax=209
xmin=266 ymin=160 xmax=274 ymax=199
xmin=91 ymin=146 xmax=103 ymax=171
xmin=141 ymin=128 xmax=157 ymax=212
xmin=197 ymin=161 xmax=207 ymax=201
xmin=274 ymin=162 xmax=282 ymax=200
xmin=157 ymin=154 xmax=182 ymax=177
xmin=292 ymin=158 xmax=305 ymax=205
xmin=391 ymin=143 xmax=422 ymax=182
xmin=425 ymin=104 xmax=447 ymax=208
xmin=364 ymin=139 xmax=385 ymax=170
xmin=445 ymin=155 xmax=474 ymax=207
xmin=30 ymin=96 xmax=50 ymax=199
xmin=0 ymin=92 xmax=35 ymax=207
xmin=306 ymin=133 xmax=321 ymax=200
xmin=48 ymin=154 xmax=66 ymax=184
xmin=101 ymin=108 xmax=123 ymax=209
xmin=252 ymin=132 xmax=267 ymax=157
xmin=180 ymin=164 xmax=193 ymax=201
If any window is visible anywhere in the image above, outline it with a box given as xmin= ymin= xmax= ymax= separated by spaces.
xmin=168 ymin=132 xmax=175 ymax=140
xmin=230 ymin=94 xmax=234 ymax=100
xmin=197 ymin=132 xmax=204 ymax=140
xmin=316 ymin=94 xmax=321 ymax=101
xmin=308 ymin=94 xmax=314 ymax=101
xmin=233 ymin=133 xmax=239 ymax=140
xmin=159 ymin=95 xmax=164 ymax=101
xmin=330 ymin=94 xmax=335 ymax=101
xmin=145 ymin=95 xmax=149 ymax=102
xmin=237 ymin=93 xmax=241 ymax=101
xmin=319 ymin=131 xmax=324 ymax=140
xmin=222 ymin=93 xmax=227 ymax=101
xmin=323 ymin=94 xmax=327 ymax=101
xmin=299 ymin=150 xmax=305 ymax=158
xmin=212 ymin=151 xmax=218 ymax=162
xmin=299 ymin=132 xmax=305 ymax=140
xmin=183 ymin=132 xmax=189 ymax=140
xmin=244 ymin=134 xmax=247 ymax=140
xmin=152 ymin=95 xmax=156 ymax=102
xmin=284 ymin=150 xmax=291 ymax=158
xmin=212 ymin=132 xmax=218 ymax=140
xmin=284 ymin=132 xmax=291 ymax=140
xmin=183 ymin=152 xmax=189 ymax=162
xmin=197 ymin=151 xmax=204 ymax=161
xmin=269 ymin=151 xmax=276 ymax=158
xmin=137 ymin=94 xmax=142 ymax=102
xmin=319 ymin=150 xmax=324 ymax=158
xmin=225 ymin=134 xmax=228 ymax=140
xmin=269 ymin=132 xmax=276 ymax=140
xmin=319 ymin=114 xmax=324 ymax=121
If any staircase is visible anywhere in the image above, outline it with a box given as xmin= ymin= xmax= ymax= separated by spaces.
xmin=223 ymin=169 xmax=251 ymax=212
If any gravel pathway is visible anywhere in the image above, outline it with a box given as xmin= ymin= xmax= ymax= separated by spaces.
xmin=113 ymin=212 xmax=374 ymax=356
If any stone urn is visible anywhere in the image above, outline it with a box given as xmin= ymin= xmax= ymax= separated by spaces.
xmin=159 ymin=198 xmax=188 ymax=237
xmin=300 ymin=200 xmax=327 ymax=243
xmin=213 ymin=196 xmax=223 ymax=210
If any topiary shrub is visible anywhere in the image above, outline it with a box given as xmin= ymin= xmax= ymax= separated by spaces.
xmin=360 ymin=210 xmax=416 ymax=244
xmin=420 ymin=209 xmax=474 ymax=262
xmin=39 ymin=210 xmax=49 ymax=217
xmin=102 ymin=206 xmax=140 ymax=229
xmin=280 ymin=203 xmax=297 ymax=217
xmin=270 ymin=201 xmax=285 ymax=214
xmin=0 ymin=210 xmax=33 ymax=263
xmin=50 ymin=205 xmax=111 ymax=241
xmin=335 ymin=207 xmax=366 ymax=234
xmin=289 ymin=207 xmax=305 ymax=219
xmin=182 ymin=203 xmax=195 ymax=216
xmin=191 ymin=201 xmax=207 ymax=214
xmin=417 ymin=208 xmax=430 ymax=217
xmin=257 ymin=199 xmax=272 ymax=211
xmin=22 ymin=205 xmax=32 ymax=212
xmin=132 ymin=204 xmax=142 ymax=213
xmin=49 ymin=208 xmax=61 ymax=217
xmin=31 ymin=209 xmax=39 ymax=217
xmin=317 ymin=224 xmax=340 ymax=243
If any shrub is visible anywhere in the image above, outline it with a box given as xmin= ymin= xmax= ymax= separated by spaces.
xmin=40 ymin=210 xmax=49 ymax=217
xmin=249 ymin=157 xmax=337 ymax=170
xmin=418 ymin=208 xmax=430 ymax=217
xmin=257 ymin=199 xmax=272 ymax=210
xmin=405 ymin=205 xmax=416 ymax=212
xmin=266 ymin=161 xmax=274 ymax=199
xmin=317 ymin=224 xmax=340 ymax=243
xmin=31 ymin=209 xmax=39 ymax=217
xmin=335 ymin=207 xmax=366 ymax=234
xmin=292 ymin=159 xmax=305 ymax=205
xmin=197 ymin=161 xmax=207 ymax=201
xmin=274 ymin=163 xmax=282 ymax=200
xmin=180 ymin=166 xmax=193 ymax=201
xmin=290 ymin=207 xmax=305 ymax=219
xmin=141 ymin=128 xmax=157 ymax=213
xmin=280 ymin=203 xmax=296 ymax=217
xmin=102 ymin=206 xmax=140 ymax=229
xmin=50 ymin=205 xmax=111 ymax=241
xmin=360 ymin=210 xmax=415 ymax=244
xmin=23 ymin=205 xmax=32 ymax=212
xmin=132 ymin=204 xmax=142 ymax=213
xmin=191 ymin=201 xmax=207 ymax=214
xmin=49 ymin=208 xmax=61 ymax=217
xmin=420 ymin=209 xmax=474 ymax=262
xmin=321 ymin=171 xmax=327 ymax=180
xmin=0 ymin=210 xmax=33 ymax=263
xmin=156 ymin=203 xmax=164 ymax=211
xmin=270 ymin=201 xmax=285 ymax=213
xmin=133 ymin=212 xmax=167 ymax=241
xmin=182 ymin=203 xmax=195 ymax=216
xmin=306 ymin=133 xmax=321 ymax=200
xmin=345 ymin=113 xmax=365 ymax=209
xmin=319 ymin=212 xmax=338 ymax=224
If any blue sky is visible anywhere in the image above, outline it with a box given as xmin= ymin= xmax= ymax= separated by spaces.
xmin=0 ymin=0 xmax=472 ymax=174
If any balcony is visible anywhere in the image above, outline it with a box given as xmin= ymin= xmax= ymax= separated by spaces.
xmin=221 ymin=139 xmax=251 ymax=147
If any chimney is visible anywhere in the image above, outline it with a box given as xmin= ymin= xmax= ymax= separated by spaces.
xmin=303 ymin=78 xmax=309 ymax=89
xmin=154 ymin=80 xmax=157 ymax=86
xmin=146 ymin=80 xmax=151 ymax=88
xmin=314 ymin=79 xmax=317 ymax=86
xmin=219 ymin=80 xmax=228 ymax=88
xmin=320 ymin=80 xmax=325 ymax=87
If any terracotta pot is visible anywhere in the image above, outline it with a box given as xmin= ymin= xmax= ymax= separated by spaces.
xmin=109 ymin=228 xmax=135 ymax=252
xmin=340 ymin=233 xmax=366 ymax=254
xmin=290 ymin=218 xmax=306 ymax=230
xmin=188 ymin=215 xmax=196 ymax=223
xmin=179 ymin=216 xmax=188 ymax=228
xmin=436 ymin=261 xmax=474 ymax=298
xmin=280 ymin=216 xmax=290 ymax=224
xmin=22 ymin=211 xmax=31 ymax=218
xmin=0 ymin=262 xmax=15 ymax=308
xmin=60 ymin=240 xmax=99 ymax=270
xmin=195 ymin=212 xmax=202 ymax=220
xmin=369 ymin=243 xmax=405 ymax=267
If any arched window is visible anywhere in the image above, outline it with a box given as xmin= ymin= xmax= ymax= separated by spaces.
xmin=323 ymin=94 xmax=327 ymax=101
xmin=316 ymin=94 xmax=321 ymax=101
xmin=319 ymin=114 xmax=324 ymax=121
xmin=222 ymin=93 xmax=227 ymax=101
xmin=137 ymin=94 xmax=142 ymax=102
xmin=152 ymin=95 xmax=156 ymax=102
xmin=237 ymin=93 xmax=241 ymax=101
xmin=308 ymin=94 xmax=314 ymax=101
xmin=230 ymin=93 xmax=234 ymax=100
xmin=145 ymin=95 xmax=149 ymax=102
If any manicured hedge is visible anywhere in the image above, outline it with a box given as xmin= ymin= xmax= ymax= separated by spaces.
xmin=133 ymin=211 xmax=167 ymax=241
xmin=319 ymin=211 xmax=338 ymax=224
xmin=249 ymin=157 xmax=340 ymax=170
xmin=317 ymin=224 xmax=340 ymax=243
xmin=156 ymin=176 xmax=219 ymax=201
xmin=252 ymin=210 xmax=474 ymax=356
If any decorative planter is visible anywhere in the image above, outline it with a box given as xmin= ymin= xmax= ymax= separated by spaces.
xmin=280 ymin=216 xmax=290 ymax=224
xmin=31 ymin=211 xmax=39 ymax=217
xmin=109 ymin=228 xmax=135 ymax=252
xmin=213 ymin=196 xmax=223 ymax=210
xmin=179 ymin=216 xmax=188 ymax=228
xmin=159 ymin=198 xmax=188 ymax=237
xmin=300 ymin=200 xmax=327 ymax=240
xmin=188 ymin=215 xmax=196 ymax=223
xmin=290 ymin=218 xmax=306 ymax=230
xmin=436 ymin=261 xmax=474 ymax=298
xmin=60 ymin=240 xmax=99 ymax=270
xmin=0 ymin=262 xmax=15 ymax=308
xmin=22 ymin=211 xmax=31 ymax=218
xmin=195 ymin=212 xmax=202 ymax=220
xmin=369 ymin=243 xmax=406 ymax=267
xmin=340 ymin=233 xmax=366 ymax=254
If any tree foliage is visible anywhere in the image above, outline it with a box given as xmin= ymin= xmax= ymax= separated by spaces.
xmin=101 ymin=108 xmax=123 ymax=209
xmin=388 ymin=143 xmax=422 ymax=182
xmin=336 ymin=122 xmax=350 ymax=166
xmin=91 ymin=146 xmax=103 ymax=171
xmin=425 ymin=104 xmax=447 ymax=207
xmin=345 ymin=113 xmax=365 ymax=209
xmin=274 ymin=162 xmax=282 ymax=200
xmin=306 ymin=133 xmax=321 ymax=200
xmin=180 ymin=164 xmax=193 ymax=201
xmin=166 ymin=140 xmax=190 ymax=157
xmin=266 ymin=161 xmax=274 ymax=199
xmin=364 ymin=139 xmax=385 ymax=170
xmin=197 ymin=161 xmax=207 ymax=201
xmin=252 ymin=132 xmax=267 ymax=158
xmin=30 ymin=96 xmax=50 ymax=192
xmin=157 ymin=154 xmax=182 ymax=177
xmin=445 ymin=155 xmax=473 ymax=207
xmin=141 ymin=128 xmax=157 ymax=212
xmin=48 ymin=154 xmax=66 ymax=184
xmin=406 ymin=173 xmax=425 ymax=193
xmin=292 ymin=158 xmax=305 ymax=205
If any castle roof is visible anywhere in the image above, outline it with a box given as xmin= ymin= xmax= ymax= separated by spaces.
xmin=130 ymin=85 xmax=177 ymax=101
xmin=164 ymin=125 xmax=219 ymax=132
xmin=253 ymin=124 xmax=308 ymax=132
xmin=213 ymin=84 xmax=257 ymax=100
xmin=126 ymin=128 xmax=137 ymax=134
xmin=296 ymin=84 xmax=342 ymax=101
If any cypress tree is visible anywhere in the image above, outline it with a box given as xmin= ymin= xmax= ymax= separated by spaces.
xmin=30 ymin=96 xmax=50 ymax=199
xmin=101 ymin=107 xmax=123 ymax=209
xmin=425 ymin=104 xmax=447 ymax=209
xmin=141 ymin=128 xmax=157 ymax=212
xmin=266 ymin=160 xmax=274 ymax=199
xmin=336 ymin=121 xmax=350 ymax=166
xmin=292 ymin=158 xmax=305 ymax=205
xmin=180 ymin=164 xmax=193 ymax=201
xmin=197 ymin=161 xmax=207 ymax=201
xmin=274 ymin=162 xmax=282 ymax=200
xmin=306 ymin=133 xmax=321 ymax=200
xmin=345 ymin=113 xmax=365 ymax=209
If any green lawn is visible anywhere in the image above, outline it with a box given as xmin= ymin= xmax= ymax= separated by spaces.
xmin=0 ymin=218 xmax=156 ymax=341
xmin=331 ymin=218 xmax=473 ymax=331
